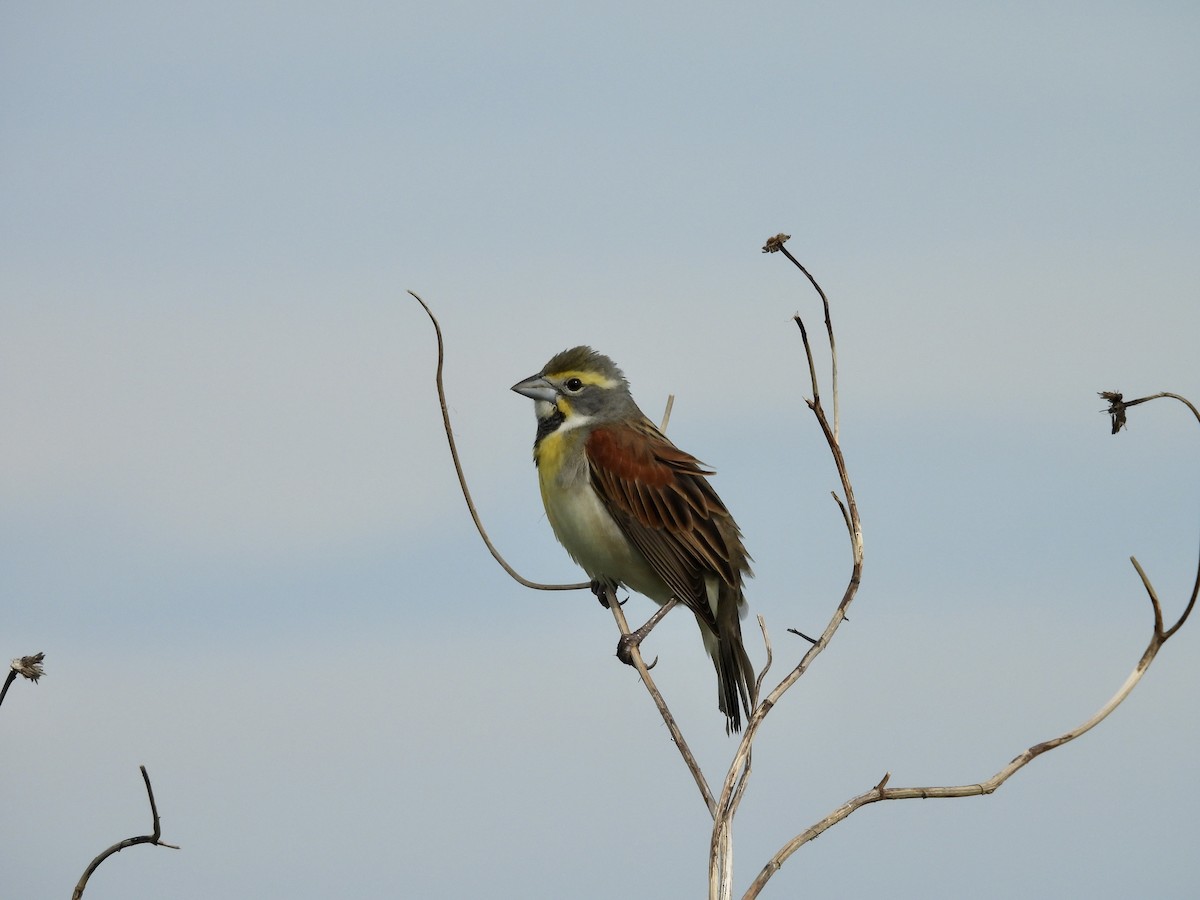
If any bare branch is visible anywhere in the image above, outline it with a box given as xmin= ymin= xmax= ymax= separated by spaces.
xmin=72 ymin=766 xmax=179 ymax=900
xmin=409 ymin=291 xmax=588 ymax=593
xmin=792 ymin=315 xmax=821 ymax=405
xmin=742 ymin=605 xmax=1167 ymax=898
xmin=785 ymin=628 xmax=818 ymax=644
xmin=716 ymin=313 xmax=865 ymax=846
xmin=1130 ymin=556 xmax=1165 ymax=637
xmin=831 ymin=490 xmax=852 ymax=541
xmin=777 ymin=240 xmax=840 ymax=441
xmin=719 ymin=618 xmax=778 ymax=855
xmin=751 ymin=616 xmax=773 ymax=701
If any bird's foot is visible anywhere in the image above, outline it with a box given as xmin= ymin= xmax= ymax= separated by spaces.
xmin=614 ymin=597 xmax=679 ymax=668
xmin=590 ymin=580 xmax=628 ymax=609
xmin=616 ymin=631 xmax=658 ymax=670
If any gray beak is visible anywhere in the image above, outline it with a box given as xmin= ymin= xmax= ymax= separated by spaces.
xmin=511 ymin=374 xmax=559 ymax=404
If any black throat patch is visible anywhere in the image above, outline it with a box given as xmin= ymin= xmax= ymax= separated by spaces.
xmin=533 ymin=407 xmax=566 ymax=450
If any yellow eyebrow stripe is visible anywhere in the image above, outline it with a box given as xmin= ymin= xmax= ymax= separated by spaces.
xmin=545 ymin=370 xmax=618 ymax=389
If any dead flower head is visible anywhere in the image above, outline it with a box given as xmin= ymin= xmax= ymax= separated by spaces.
xmin=10 ymin=652 xmax=46 ymax=683
xmin=761 ymin=233 xmax=791 ymax=254
xmin=1099 ymin=391 xmax=1127 ymax=434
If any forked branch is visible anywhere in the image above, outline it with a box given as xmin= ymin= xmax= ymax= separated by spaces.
xmin=72 ymin=766 xmax=179 ymax=900
xmin=741 ymin=389 xmax=1200 ymax=898
xmin=710 ymin=237 xmax=864 ymax=899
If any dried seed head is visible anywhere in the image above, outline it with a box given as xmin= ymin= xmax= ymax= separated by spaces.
xmin=10 ymin=652 xmax=46 ymax=683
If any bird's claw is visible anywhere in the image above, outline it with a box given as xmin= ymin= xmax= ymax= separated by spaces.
xmin=590 ymin=580 xmax=611 ymax=608
xmin=614 ymin=597 xmax=679 ymax=667
xmin=590 ymin=581 xmax=628 ymax=609
xmin=616 ymin=633 xmax=656 ymax=669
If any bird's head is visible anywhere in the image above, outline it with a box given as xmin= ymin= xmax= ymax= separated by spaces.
xmin=511 ymin=346 xmax=636 ymax=427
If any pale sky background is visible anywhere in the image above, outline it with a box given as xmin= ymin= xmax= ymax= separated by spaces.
xmin=3 ymin=3 xmax=1199 ymax=898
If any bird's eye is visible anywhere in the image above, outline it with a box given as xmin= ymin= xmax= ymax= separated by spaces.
xmin=565 ymin=377 xmax=584 ymax=393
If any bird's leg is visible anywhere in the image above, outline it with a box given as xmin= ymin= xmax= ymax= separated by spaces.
xmin=616 ymin=597 xmax=680 ymax=667
xmin=590 ymin=580 xmax=628 ymax=609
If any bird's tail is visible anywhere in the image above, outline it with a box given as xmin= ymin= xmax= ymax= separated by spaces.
xmin=703 ymin=586 xmax=756 ymax=734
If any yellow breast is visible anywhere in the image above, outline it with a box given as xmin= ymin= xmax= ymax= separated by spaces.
xmin=535 ymin=429 xmax=672 ymax=605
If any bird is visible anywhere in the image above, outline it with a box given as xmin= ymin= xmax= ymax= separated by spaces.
xmin=512 ymin=346 xmax=755 ymax=732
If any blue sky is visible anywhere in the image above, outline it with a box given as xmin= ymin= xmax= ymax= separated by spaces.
xmin=3 ymin=3 xmax=1199 ymax=897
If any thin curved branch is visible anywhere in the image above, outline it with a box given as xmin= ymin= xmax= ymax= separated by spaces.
xmin=751 ymin=615 xmax=773 ymax=703
xmin=1099 ymin=391 xmax=1200 ymax=639
xmin=72 ymin=766 xmax=179 ymax=900
xmin=409 ymin=291 xmax=588 ymax=592
xmin=1130 ymin=556 xmax=1165 ymax=637
xmin=410 ymin=294 xmax=710 ymax=808
xmin=743 ymin=601 xmax=1169 ymax=898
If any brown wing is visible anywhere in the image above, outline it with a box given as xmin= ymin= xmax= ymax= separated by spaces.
xmin=585 ymin=418 xmax=749 ymax=629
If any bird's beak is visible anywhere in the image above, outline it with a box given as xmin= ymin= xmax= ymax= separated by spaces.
xmin=511 ymin=374 xmax=558 ymax=404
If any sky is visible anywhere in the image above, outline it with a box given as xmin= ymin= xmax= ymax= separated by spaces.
xmin=3 ymin=2 xmax=1199 ymax=897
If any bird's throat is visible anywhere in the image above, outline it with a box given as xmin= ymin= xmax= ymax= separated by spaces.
xmin=533 ymin=406 xmax=566 ymax=450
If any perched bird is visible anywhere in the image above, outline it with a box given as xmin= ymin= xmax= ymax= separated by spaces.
xmin=512 ymin=346 xmax=755 ymax=732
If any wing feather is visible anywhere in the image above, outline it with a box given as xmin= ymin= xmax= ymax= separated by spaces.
xmin=585 ymin=419 xmax=750 ymax=628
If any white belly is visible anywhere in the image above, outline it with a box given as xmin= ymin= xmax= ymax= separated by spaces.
xmin=541 ymin=476 xmax=673 ymax=605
